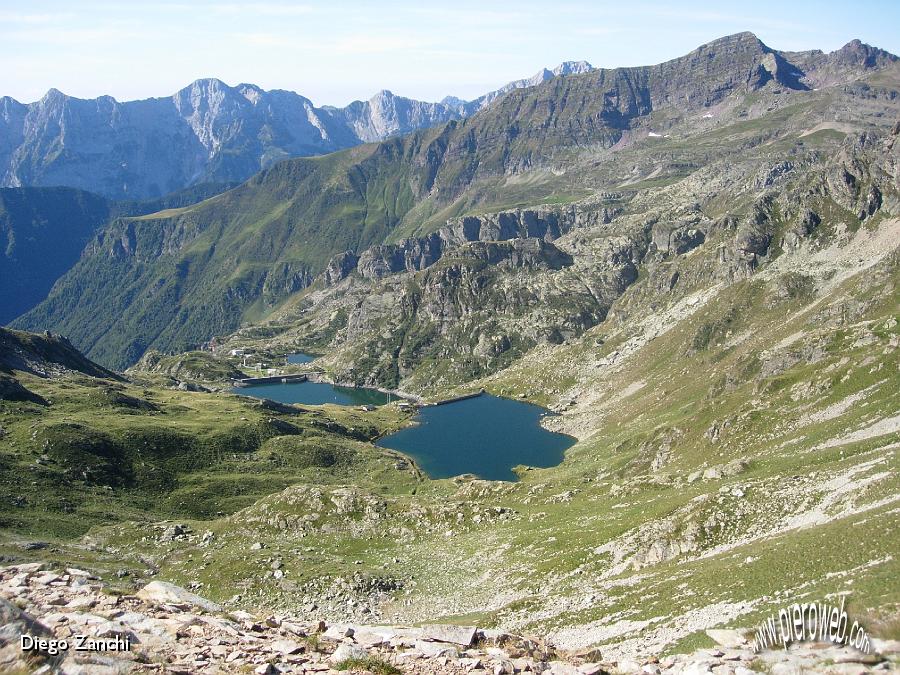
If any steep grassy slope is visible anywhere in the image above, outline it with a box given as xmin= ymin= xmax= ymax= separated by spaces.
xmin=17 ymin=34 xmax=897 ymax=370
xmin=14 ymin=146 xmax=423 ymax=368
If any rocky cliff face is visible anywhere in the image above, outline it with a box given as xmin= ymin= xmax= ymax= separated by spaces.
xmin=324 ymin=204 xmax=618 ymax=285
xmin=339 ymin=90 xmax=462 ymax=143
xmin=298 ymin=197 xmax=648 ymax=389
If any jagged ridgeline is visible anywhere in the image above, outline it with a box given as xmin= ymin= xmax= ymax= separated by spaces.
xmin=0 ymin=63 xmax=592 ymax=202
xmin=13 ymin=32 xmax=900 ymax=373
xmin=0 ymin=83 xmax=459 ymax=201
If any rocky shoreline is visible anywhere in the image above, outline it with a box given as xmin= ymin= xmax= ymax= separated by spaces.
xmin=1 ymin=562 xmax=897 ymax=674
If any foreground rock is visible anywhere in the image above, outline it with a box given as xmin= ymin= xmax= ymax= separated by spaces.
xmin=0 ymin=562 xmax=895 ymax=674
xmin=135 ymin=580 xmax=223 ymax=613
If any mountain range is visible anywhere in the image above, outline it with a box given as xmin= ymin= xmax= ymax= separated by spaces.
xmin=0 ymin=62 xmax=594 ymax=201
xmin=11 ymin=32 xmax=898 ymax=371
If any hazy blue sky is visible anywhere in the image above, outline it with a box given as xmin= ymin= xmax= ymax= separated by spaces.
xmin=2 ymin=1 xmax=898 ymax=105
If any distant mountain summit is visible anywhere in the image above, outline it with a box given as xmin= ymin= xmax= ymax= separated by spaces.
xmin=338 ymin=90 xmax=463 ymax=143
xmin=441 ymin=60 xmax=596 ymax=115
xmin=0 ymin=63 xmax=598 ymax=200
xmin=0 ymin=80 xmax=464 ymax=200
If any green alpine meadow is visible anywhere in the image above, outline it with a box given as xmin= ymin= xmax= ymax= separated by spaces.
xmin=0 ymin=8 xmax=898 ymax=673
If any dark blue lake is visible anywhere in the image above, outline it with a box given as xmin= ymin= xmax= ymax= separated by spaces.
xmin=286 ymin=353 xmax=316 ymax=364
xmin=232 ymin=380 xmax=390 ymax=406
xmin=377 ymin=394 xmax=575 ymax=481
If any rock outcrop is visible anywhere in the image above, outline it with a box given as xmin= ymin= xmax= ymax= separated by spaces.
xmin=1 ymin=563 xmax=894 ymax=674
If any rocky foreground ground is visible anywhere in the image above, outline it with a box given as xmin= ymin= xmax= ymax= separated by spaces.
xmin=0 ymin=562 xmax=897 ymax=674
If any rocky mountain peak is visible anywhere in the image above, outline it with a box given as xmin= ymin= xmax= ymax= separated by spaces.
xmin=367 ymin=90 xmax=400 ymax=113
xmin=186 ymin=77 xmax=230 ymax=91
xmin=690 ymin=31 xmax=770 ymax=60
xmin=171 ymin=78 xmax=238 ymax=112
xmin=551 ymin=60 xmax=594 ymax=76
xmin=0 ymin=97 xmax=27 ymax=125
xmin=439 ymin=95 xmax=466 ymax=108
xmin=714 ymin=30 xmax=767 ymax=47
xmin=236 ymin=83 xmax=264 ymax=104
xmin=515 ymin=60 xmax=595 ymax=88
xmin=38 ymin=88 xmax=67 ymax=106
xmin=441 ymin=59 xmax=596 ymax=116
xmin=340 ymin=89 xmax=460 ymax=143
xmin=832 ymin=38 xmax=898 ymax=68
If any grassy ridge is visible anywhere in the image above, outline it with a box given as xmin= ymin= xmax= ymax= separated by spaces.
xmin=0 ymin=367 xmax=414 ymax=539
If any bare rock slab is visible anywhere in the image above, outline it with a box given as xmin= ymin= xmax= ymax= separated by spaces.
xmin=705 ymin=629 xmax=749 ymax=649
xmin=423 ymin=624 xmax=478 ymax=647
xmin=135 ymin=581 xmax=222 ymax=613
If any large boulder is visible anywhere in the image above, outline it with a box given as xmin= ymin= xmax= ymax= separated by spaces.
xmin=135 ymin=581 xmax=222 ymax=613
xmin=330 ymin=642 xmax=367 ymax=664
xmin=421 ymin=624 xmax=478 ymax=647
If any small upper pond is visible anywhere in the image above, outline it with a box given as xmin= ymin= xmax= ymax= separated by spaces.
xmin=377 ymin=394 xmax=575 ymax=481
xmin=286 ymin=352 xmax=316 ymax=364
xmin=233 ymin=380 xmax=390 ymax=407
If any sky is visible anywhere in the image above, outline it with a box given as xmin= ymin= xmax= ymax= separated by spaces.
xmin=2 ymin=0 xmax=898 ymax=106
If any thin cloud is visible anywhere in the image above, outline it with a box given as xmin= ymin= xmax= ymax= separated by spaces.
xmin=408 ymin=7 xmax=534 ymax=24
xmin=0 ymin=10 xmax=74 ymax=24
xmin=213 ymin=2 xmax=315 ymax=16
xmin=573 ymin=26 xmax=630 ymax=36
xmin=332 ymin=34 xmax=436 ymax=54
xmin=7 ymin=25 xmax=145 ymax=45
xmin=234 ymin=31 xmax=298 ymax=47
xmin=623 ymin=5 xmax=816 ymax=33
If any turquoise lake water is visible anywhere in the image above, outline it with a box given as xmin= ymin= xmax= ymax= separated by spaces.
xmin=377 ymin=394 xmax=574 ymax=481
